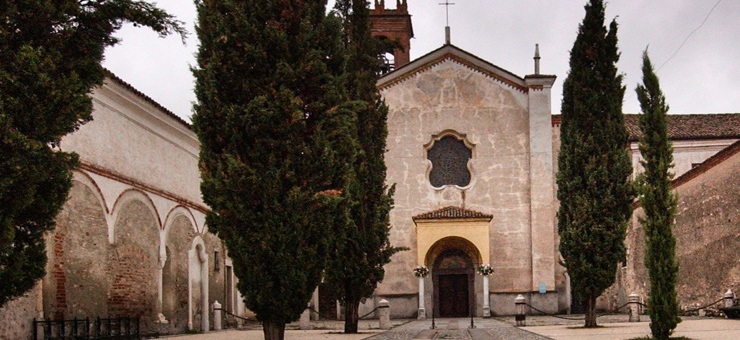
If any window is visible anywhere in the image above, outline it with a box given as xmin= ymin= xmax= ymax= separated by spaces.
xmin=427 ymin=135 xmax=472 ymax=188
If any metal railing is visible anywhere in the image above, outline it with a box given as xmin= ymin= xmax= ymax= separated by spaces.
xmin=33 ymin=317 xmax=142 ymax=340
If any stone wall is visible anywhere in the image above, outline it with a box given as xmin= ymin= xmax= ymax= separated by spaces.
xmin=1 ymin=77 xmax=240 ymax=340
xmin=0 ymin=285 xmax=41 ymax=340
xmin=613 ymin=143 xmax=740 ymax=310
xmin=43 ymin=181 xmax=110 ymax=320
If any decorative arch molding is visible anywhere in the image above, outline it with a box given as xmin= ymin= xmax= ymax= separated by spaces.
xmin=163 ymin=205 xmax=198 ymax=234
xmin=423 ymin=130 xmax=476 ymax=190
xmin=424 ymin=236 xmax=482 ymax=268
xmin=160 ymin=205 xmax=198 ymax=271
xmin=72 ymin=170 xmax=109 ymax=215
xmin=413 ymin=206 xmax=491 ymax=267
xmin=109 ymin=188 xmax=162 ymax=244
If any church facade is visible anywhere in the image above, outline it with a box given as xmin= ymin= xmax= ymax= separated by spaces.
xmin=375 ymin=44 xmax=562 ymax=317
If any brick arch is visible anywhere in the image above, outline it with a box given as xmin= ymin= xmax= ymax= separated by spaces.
xmin=108 ymin=194 xmax=160 ymax=327
xmin=72 ymin=170 xmax=109 ymax=215
xmin=46 ymin=179 xmax=110 ymax=319
xmin=110 ymin=188 xmax=162 ymax=243
xmin=163 ymin=206 xmax=198 ymax=234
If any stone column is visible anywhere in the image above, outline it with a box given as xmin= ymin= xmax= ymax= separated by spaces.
xmin=418 ymin=277 xmax=426 ymax=320
xmin=629 ymin=293 xmax=640 ymax=322
xmin=482 ymin=276 xmax=490 ymax=317
xmin=379 ymin=299 xmax=391 ymax=330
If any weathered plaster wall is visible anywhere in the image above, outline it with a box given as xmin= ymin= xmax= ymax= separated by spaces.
xmin=44 ymin=181 xmax=110 ymax=319
xmin=629 ymin=139 xmax=737 ymax=179
xmin=1 ymin=78 xmax=241 ymax=340
xmin=0 ymin=284 xmax=41 ymax=340
xmin=162 ymin=215 xmax=195 ymax=333
xmin=616 ymin=146 xmax=740 ymax=310
xmin=380 ymin=58 xmax=542 ymax=315
xmin=204 ymin=233 xmax=225 ymax=329
xmin=61 ymin=82 xmax=202 ymax=206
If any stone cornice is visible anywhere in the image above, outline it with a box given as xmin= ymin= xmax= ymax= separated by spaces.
xmin=378 ymin=45 xmax=528 ymax=93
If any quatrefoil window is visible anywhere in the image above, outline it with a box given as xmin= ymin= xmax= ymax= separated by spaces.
xmin=427 ymin=135 xmax=472 ymax=188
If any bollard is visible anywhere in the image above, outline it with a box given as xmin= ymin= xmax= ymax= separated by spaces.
xmin=212 ymin=301 xmax=222 ymax=331
xmin=299 ymin=303 xmax=312 ymax=330
xmin=514 ymin=294 xmax=526 ymax=326
xmin=628 ymin=293 xmax=640 ymax=322
xmin=725 ymin=289 xmax=735 ymax=309
xmin=379 ymin=299 xmax=391 ymax=330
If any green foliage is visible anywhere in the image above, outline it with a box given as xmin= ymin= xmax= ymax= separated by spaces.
xmin=191 ymin=1 xmax=355 ymax=338
xmin=557 ymin=0 xmax=634 ymax=328
xmin=636 ymin=51 xmax=681 ymax=340
xmin=0 ymin=0 xmax=183 ymax=308
xmin=321 ymin=0 xmax=405 ymax=333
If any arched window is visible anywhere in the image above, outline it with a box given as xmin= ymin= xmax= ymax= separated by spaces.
xmin=426 ymin=135 xmax=473 ymax=188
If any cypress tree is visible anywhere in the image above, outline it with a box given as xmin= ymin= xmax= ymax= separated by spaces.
xmin=636 ymin=51 xmax=680 ymax=339
xmin=323 ymin=0 xmax=404 ymax=333
xmin=557 ymin=0 xmax=634 ymax=327
xmin=0 ymin=0 xmax=183 ymax=308
xmin=192 ymin=1 xmax=355 ymax=339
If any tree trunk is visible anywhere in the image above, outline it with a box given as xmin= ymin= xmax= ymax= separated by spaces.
xmin=263 ymin=321 xmax=286 ymax=340
xmin=344 ymin=298 xmax=360 ymax=333
xmin=584 ymin=295 xmax=598 ymax=328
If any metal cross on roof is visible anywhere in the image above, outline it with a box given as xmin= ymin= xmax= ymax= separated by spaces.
xmin=439 ymin=0 xmax=455 ymax=26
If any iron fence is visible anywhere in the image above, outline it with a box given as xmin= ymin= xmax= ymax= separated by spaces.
xmin=33 ymin=317 xmax=141 ymax=340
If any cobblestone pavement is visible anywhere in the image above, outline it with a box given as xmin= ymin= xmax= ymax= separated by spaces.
xmin=363 ymin=318 xmax=554 ymax=340
xmin=162 ymin=315 xmax=740 ymax=340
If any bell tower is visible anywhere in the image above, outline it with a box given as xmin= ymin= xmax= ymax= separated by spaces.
xmin=370 ymin=0 xmax=414 ymax=70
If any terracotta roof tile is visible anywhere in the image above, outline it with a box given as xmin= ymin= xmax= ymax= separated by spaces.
xmin=103 ymin=69 xmax=192 ymax=130
xmin=553 ymin=113 xmax=740 ymax=141
xmin=413 ymin=206 xmax=492 ymax=221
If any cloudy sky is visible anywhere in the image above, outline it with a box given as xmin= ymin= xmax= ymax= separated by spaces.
xmin=103 ymin=0 xmax=739 ymax=122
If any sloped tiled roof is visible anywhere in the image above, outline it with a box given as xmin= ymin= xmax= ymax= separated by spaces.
xmin=552 ymin=113 xmax=740 ymax=141
xmin=673 ymin=139 xmax=740 ymax=189
xmin=413 ymin=206 xmax=492 ymax=221
xmin=103 ymin=69 xmax=192 ymax=130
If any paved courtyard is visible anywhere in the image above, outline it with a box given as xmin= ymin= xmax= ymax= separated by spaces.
xmin=163 ymin=316 xmax=740 ymax=340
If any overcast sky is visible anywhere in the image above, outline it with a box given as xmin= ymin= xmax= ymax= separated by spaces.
xmin=103 ymin=0 xmax=740 ymax=122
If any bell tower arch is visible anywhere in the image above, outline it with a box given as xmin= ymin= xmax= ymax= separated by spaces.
xmin=370 ymin=0 xmax=414 ymax=69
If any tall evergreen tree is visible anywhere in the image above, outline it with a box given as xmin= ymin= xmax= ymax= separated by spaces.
xmin=636 ymin=51 xmax=680 ymax=340
xmin=0 ymin=0 xmax=183 ymax=308
xmin=557 ymin=0 xmax=634 ymax=327
xmin=192 ymin=1 xmax=355 ymax=339
xmin=322 ymin=0 xmax=404 ymax=333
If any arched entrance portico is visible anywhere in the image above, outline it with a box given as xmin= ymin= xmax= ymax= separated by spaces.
xmin=425 ymin=236 xmax=482 ymax=318
xmin=413 ymin=206 xmax=492 ymax=318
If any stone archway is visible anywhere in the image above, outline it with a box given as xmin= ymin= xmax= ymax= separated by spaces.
xmin=426 ymin=237 xmax=481 ymax=318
